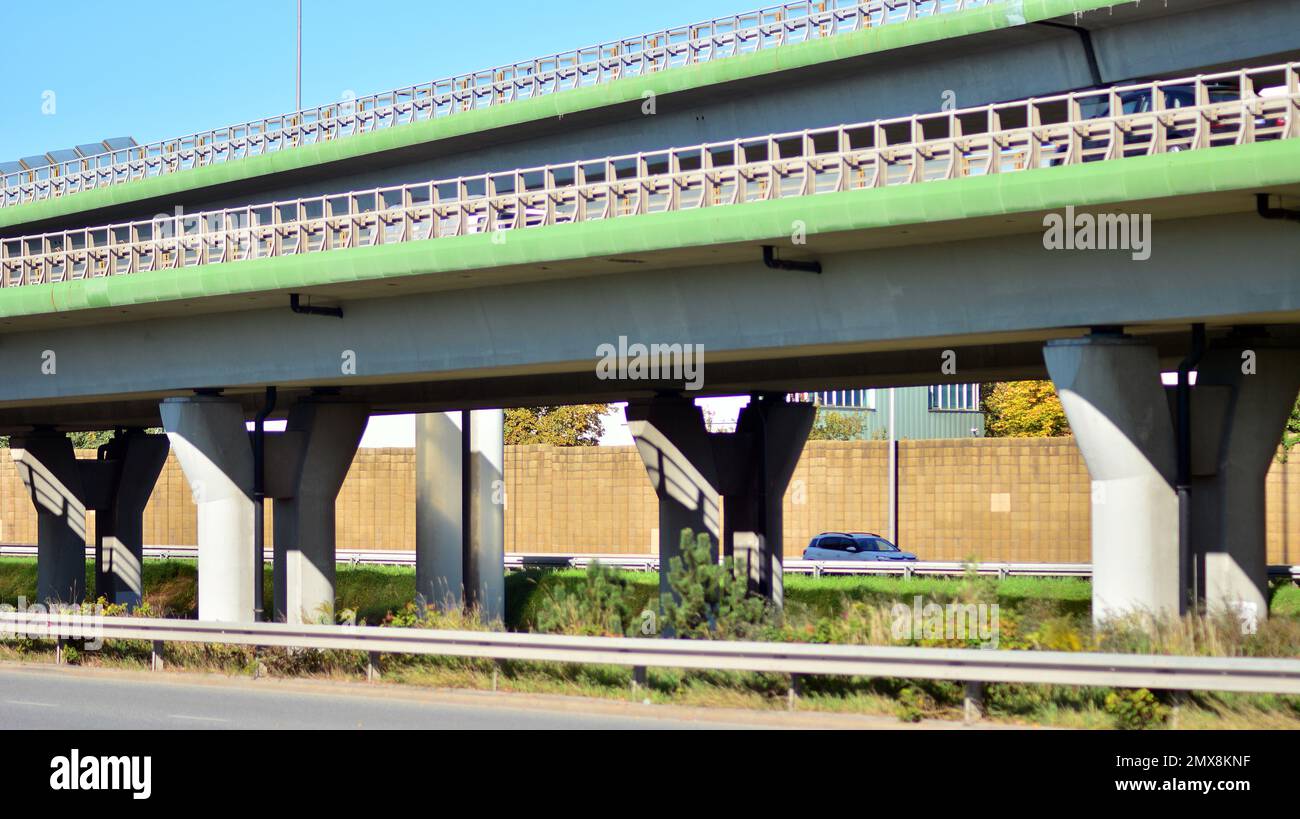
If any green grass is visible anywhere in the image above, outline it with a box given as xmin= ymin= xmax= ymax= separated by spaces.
xmin=0 ymin=558 xmax=1291 ymax=626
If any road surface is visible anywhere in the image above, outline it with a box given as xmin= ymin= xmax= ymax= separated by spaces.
xmin=0 ymin=664 xmax=969 ymax=730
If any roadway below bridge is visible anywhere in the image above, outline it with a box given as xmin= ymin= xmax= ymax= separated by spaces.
xmin=0 ymin=664 xmax=990 ymax=730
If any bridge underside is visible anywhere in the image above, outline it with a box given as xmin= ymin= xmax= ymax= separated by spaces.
xmin=1 ymin=203 xmax=1297 ymax=432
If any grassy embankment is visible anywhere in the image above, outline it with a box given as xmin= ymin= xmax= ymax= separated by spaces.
xmin=1 ymin=558 xmax=1297 ymax=729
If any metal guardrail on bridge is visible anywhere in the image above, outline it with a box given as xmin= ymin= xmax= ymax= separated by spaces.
xmin=2 ymin=611 xmax=1299 ymax=696
xmin=1 ymin=543 xmax=1297 ymax=581
xmin=0 ymin=0 xmax=1002 ymax=209
xmin=4 ymin=62 xmax=1296 ymax=289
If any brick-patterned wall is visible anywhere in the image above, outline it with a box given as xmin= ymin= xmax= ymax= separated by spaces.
xmin=898 ymin=439 xmax=1093 ymax=562
xmin=1266 ymin=460 xmax=1300 ymax=565
xmin=0 ymin=441 xmax=1297 ymax=564
xmin=505 ymin=445 xmax=658 ymax=553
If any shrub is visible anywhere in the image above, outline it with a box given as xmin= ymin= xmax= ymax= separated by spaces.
xmin=897 ymin=686 xmax=935 ymax=723
xmin=1105 ymin=688 xmax=1170 ymax=730
xmin=535 ymin=561 xmax=636 ymax=637
xmin=382 ymin=602 xmax=495 ymax=632
xmin=658 ymin=529 xmax=772 ymax=640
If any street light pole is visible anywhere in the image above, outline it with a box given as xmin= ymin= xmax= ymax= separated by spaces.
xmin=295 ymin=0 xmax=302 ymax=111
xmin=888 ymin=387 xmax=897 ymax=546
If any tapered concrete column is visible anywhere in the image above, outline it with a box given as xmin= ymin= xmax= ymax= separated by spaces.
xmin=161 ymin=397 xmax=256 ymax=622
xmin=465 ymin=409 xmax=505 ymax=623
xmin=626 ymin=397 xmax=722 ymax=602
xmin=92 ymin=432 xmax=170 ymax=608
xmin=1191 ymin=344 xmax=1300 ymax=627
xmin=415 ymin=412 xmax=465 ymax=611
xmin=10 ymin=430 xmax=169 ymax=607
xmin=1044 ymin=336 xmax=1180 ymax=623
xmin=718 ymin=396 xmax=815 ymax=608
xmin=10 ymin=432 xmax=89 ymax=605
xmin=415 ymin=410 xmax=505 ymax=622
xmin=272 ymin=400 xmax=368 ymax=624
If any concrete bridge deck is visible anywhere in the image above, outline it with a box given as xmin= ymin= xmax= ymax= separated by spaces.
xmin=6 ymin=0 xmax=1299 ymax=236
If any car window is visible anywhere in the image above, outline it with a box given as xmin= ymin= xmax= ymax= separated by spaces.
xmin=820 ymin=536 xmax=855 ymax=552
xmin=854 ymin=537 xmax=897 ymax=552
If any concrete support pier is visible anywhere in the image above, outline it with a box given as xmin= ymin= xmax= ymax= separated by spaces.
xmin=415 ymin=410 xmax=505 ymax=622
xmin=272 ymin=400 xmax=368 ymax=624
xmin=416 ymin=412 xmax=465 ymax=611
xmin=161 ymin=396 xmax=256 ymax=622
xmin=717 ymin=395 xmax=815 ymax=608
xmin=90 ymin=432 xmax=171 ymax=608
xmin=10 ymin=432 xmax=91 ymax=605
xmin=627 ymin=397 xmax=722 ymax=602
xmin=1190 ymin=342 xmax=1300 ymax=628
xmin=10 ymin=429 xmax=168 ymax=606
xmin=465 ymin=409 xmax=505 ymax=623
xmin=1044 ymin=336 xmax=1181 ymax=624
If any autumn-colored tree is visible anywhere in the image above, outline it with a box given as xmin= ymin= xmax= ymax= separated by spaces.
xmin=505 ymin=405 xmax=609 ymax=446
xmin=1282 ymin=390 xmax=1300 ymax=458
xmin=982 ymin=381 xmax=1071 ymax=438
xmin=807 ymin=409 xmax=867 ymax=441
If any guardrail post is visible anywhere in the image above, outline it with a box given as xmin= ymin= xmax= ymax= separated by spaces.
xmin=963 ymin=681 xmax=985 ymax=725
xmin=55 ymin=638 xmax=65 ymax=665
xmin=788 ymin=674 xmax=802 ymax=711
xmin=631 ymin=665 xmax=648 ymax=695
xmin=151 ymin=641 xmax=164 ymax=672
xmin=367 ymin=651 xmax=381 ymax=682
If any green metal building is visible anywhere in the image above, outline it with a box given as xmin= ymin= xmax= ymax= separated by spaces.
xmin=799 ymin=385 xmax=984 ymax=440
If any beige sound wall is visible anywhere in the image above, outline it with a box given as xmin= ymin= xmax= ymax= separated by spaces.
xmin=1 ymin=439 xmax=1297 ymax=565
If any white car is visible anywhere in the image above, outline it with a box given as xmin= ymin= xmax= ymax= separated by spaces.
xmin=802 ymin=532 xmax=918 ymax=562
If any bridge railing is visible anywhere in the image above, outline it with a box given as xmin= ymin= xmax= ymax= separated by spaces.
xmin=0 ymin=0 xmax=1000 ymax=210
xmin=7 ymin=543 xmax=1298 ymax=580
xmin=3 ymin=610 xmax=1300 ymax=696
xmin=3 ymin=62 xmax=1297 ymax=288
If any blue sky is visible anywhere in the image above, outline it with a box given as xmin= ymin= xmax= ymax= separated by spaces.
xmin=0 ymin=0 xmax=762 ymax=447
xmin=1 ymin=0 xmax=753 ymax=162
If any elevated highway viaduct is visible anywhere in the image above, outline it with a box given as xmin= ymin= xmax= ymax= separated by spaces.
xmin=1 ymin=0 xmax=1297 ymax=632
xmin=5 ymin=0 xmax=1300 ymax=236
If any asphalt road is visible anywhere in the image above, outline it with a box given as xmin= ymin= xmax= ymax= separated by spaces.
xmin=0 ymin=666 xmax=775 ymax=730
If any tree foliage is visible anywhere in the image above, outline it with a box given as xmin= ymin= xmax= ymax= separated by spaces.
xmin=807 ymin=409 xmax=867 ymax=441
xmin=1282 ymin=390 xmax=1300 ymax=459
xmin=69 ymin=430 xmax=116 ymax=450
xmin=0 ymin=430 xmax=120 ymax=450
xmin=504 ymin=404 xmax=609 ymax=447
xmin=982 ymin=381 xmax=1071 ymax=438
